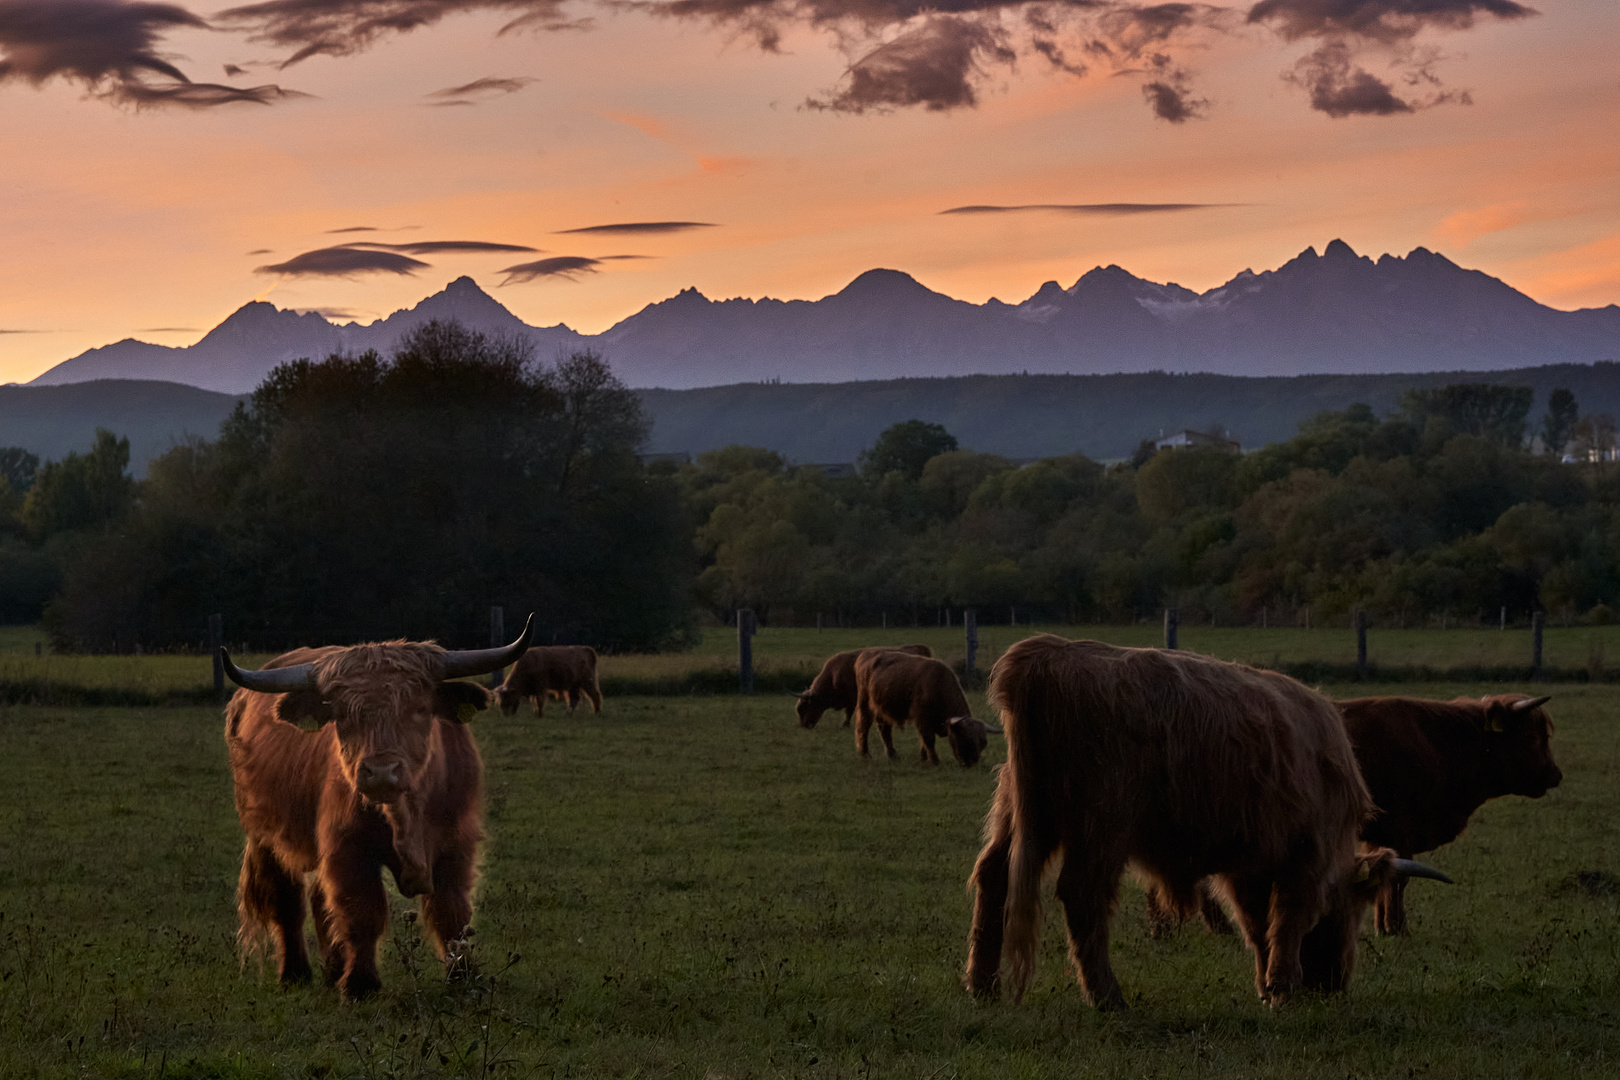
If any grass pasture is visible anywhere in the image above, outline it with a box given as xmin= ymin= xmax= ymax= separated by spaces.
xmin=1 ymin=680 xmax=1617 ymax=1079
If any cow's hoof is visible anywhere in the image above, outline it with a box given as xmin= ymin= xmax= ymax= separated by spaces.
xmin=340 ymin=970 xmax=382 ymax=1001
xmin=278 ymin=960 xmax=313 ymax=986
xmin=1091 ymin=989 xmax=1129 ymax=1013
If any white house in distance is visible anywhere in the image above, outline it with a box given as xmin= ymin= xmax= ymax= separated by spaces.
xmin=1154 ymin=429 xmax=1242 ymax=454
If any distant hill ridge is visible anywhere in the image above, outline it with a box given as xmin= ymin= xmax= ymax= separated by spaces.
xmin=12 ymin=363 xmax=1620 ymax=479
xmin=27 ymin=240 xmax=1620 ymax=393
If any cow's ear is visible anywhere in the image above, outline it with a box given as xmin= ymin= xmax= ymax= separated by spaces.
xmin=1483 ymin=701 xmax=1517 ymax=733
xmin=275 ymin=690 xmax=334 ymax=729
xmin=436 ymin=681 xmax=492 ymax=723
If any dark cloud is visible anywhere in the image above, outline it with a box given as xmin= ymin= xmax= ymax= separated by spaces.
xmin=940 ymin=202 xmax=1220 ymax=215
xmin=554 ymin=221 xmax=716 ymax=235
xmin=297 ymin=306 xmax=362 ymax=319
xmin=0 ymin=328 xmax=47 ymax=334
xmin=1246 ymin=0 xmax=1536 ymax=46
xmin=136 ymin=326 xmax=199 ymax=331
xmin=216 ymin=0 xmax=577 ymax=66
xmin=805 ymin=15 xmax=1015 ymax=113
xmin=246 ymin=247 xmax=273 ymax=254
xmin=1286 ymin=41 xmax=1411 ymax=116
xmin=425 ymin=74 xmax=534 ymax=104
xmin=223 ymin=62 xmax=246 ymax=75
xmin=349 ymin=239 xmax=540 ymax=253
xmin=497 ymin=255 xmax=600 ymax=284
xmin=255 ymin=245 xmax=429 ymax=277
xmin=325 ymin=225 xmax=377 ymax=232
xmin=598 ymin=254 xmax=653 ymax=260
xmin=1139 ymin=57 xmax=1206 ymax=121
xmin=0 ymin=0 xmax=300 ymax=107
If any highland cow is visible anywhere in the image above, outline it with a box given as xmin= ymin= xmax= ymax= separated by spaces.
xmin=795 ymin=644 xmax=932 ymax=728
xmin=495 ymin=644 xmax=601 ymax=718
xmin=853 ymin=649 xmax=992 ymax=766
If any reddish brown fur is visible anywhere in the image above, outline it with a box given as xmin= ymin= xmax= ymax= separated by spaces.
xmin=852 ymin=650 xmax=987 ymax=766
xmin=225 ymin=640 xmax=489 ymax=1000
xmin=965 ymin=635 xmax=1387 ymax=1010
xmin=1339 ymin=693 xmax=1561 ymax=934
xmin=796 ymin=645 xmax=932 ymax=728
xmin=495 ymin=645 xmax=601 ymax=718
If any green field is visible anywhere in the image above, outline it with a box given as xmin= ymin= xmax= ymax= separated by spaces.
xmin=1 ymin=622 xmax=1617 ymax=703
xmin=1 ymin=680 xmax=1615 ymax=1079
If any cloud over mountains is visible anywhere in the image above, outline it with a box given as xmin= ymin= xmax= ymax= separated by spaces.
xmin=2 ymin=0 xmax=1535 ymax=118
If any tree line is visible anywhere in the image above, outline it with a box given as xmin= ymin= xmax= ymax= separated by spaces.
xmin=3 ymin=322 xmax=1618 ymax=650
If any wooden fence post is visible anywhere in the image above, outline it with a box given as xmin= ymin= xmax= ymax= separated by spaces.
xmin=1164 ymin=607 xmax=1178 ymax=650
xmin=738 ymin=608 xmax=757 ymax=693
xmin=208 ymin=613 xmax=224 ymax=702
xmin=1532 ymin=610 xmax=1544 ymax=679
xmin=1501 ymin=606 xmax=1507 ymax=631
xmin=1355 ymin=610 xmax=1368 ymax=680
xmin=488 ymin=606 xmax=506 ymax=687
xmin=964 ymin=609 xmax=978 ymax=677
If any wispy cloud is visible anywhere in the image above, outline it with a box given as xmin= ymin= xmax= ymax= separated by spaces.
xmin=554 ymin=221 xmax=716 ymax=235
xmin=136 ymin=326 xmax=199 ymax=332
xmin=0 ymin=0 xmax=301 ymax=108
xmin=255 ymin=245 xmax=429 ymax=277
xmin=348 ymin=239 xmax=539 ymax=254
xmin=425 ymin=74 xmax=534 ymax=105
xmin=940 ymin=202 xmax=1225 ymax=215
xmin=498 ymin=255 xmax=602 ymax=284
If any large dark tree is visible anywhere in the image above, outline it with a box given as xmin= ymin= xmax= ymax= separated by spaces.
xmin=859 ymin=420 xmax=959 ymax=481
xmin=46 ymin=322 xmax=693 ymax=652
xmin=1541 ymin=388 xmax=1579 ymax=457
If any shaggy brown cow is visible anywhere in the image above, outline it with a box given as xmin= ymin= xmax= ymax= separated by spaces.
xmin=965 ymin=636 xmax=1449 ymax=1010
xmin=222 ymin=618 xmax=532 ymax=1000
xmin=795 ymin=644 xmax=932 ymax=728
xmin=852 ymin=649 xmax=991 ymax=766
xmin=494 ymin=645 xmax=602 ymax=718
xmin=1340 ymin=693 xmax=1561 ymax=935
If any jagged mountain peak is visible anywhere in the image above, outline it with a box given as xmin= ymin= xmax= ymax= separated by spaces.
xmin=832 ymin=268 xmax=942 ymax=303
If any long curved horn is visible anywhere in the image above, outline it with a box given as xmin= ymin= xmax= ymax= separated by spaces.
xmin=1512 ymin=695 xmax=1552 ymax=712
xmin=221 ymin=649 xmax=316 ymax=694
xmin=981 ymin=723 xmax=1005 ymax=735
xmin=793 ymin=691 xmax=813 ymax=700
xmin=442 ymin=613 xmax=535 ymax=679
xmin=1393 ymin=858 xmax=1454 ymax=884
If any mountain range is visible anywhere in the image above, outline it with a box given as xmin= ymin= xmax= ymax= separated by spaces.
xmin=27 ymin=240 xmax=1620 ymax=393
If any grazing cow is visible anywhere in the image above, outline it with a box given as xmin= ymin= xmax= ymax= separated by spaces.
xmin=222 ymin=618 xmax=532 ymax=1000
xmin=495 ymin=645 xmax=602 ymax=718
xmin=852 ymin=649 xmax=992 ymax=766
xmin=1339 ymin=693 xmax=1560 ymax=935
xmin=965 ymin=636 xmax=1450 ymax=1009
xmin=795 ymin=644 xmax=932 ymax=728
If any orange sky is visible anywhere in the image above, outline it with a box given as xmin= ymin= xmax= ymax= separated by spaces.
xmin=1 ymin=0 xmax=1616 ymax=383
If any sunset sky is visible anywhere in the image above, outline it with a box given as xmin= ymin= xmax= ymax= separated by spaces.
xmin=1 ymin=0 xmax=1617 ymax=384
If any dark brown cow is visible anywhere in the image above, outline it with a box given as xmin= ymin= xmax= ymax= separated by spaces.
xmin=965 ymin=636 xmax=1449 ymax=1009
xmin=852 ymin=649 xmax=991 ymax=766
xmin=795 ymin=644 xmax=932 ymax=728
xmin=222 ymin=619 xmax=532 ymax=1000
xmin=1339 ymin=693 xmax=1560 ymax=935
xmin=494 ymin=645 xmax=602 ymax=718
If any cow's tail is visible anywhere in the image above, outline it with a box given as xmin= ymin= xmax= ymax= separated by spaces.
xmin=991 ymin=636 xmax=1063 ymax=1003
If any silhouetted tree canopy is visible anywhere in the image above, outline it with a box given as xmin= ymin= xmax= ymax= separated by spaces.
xmin=43 ymin=322 xmax=693 ymax=652
xmin=859 ymin=420 xmax=959 ymax=480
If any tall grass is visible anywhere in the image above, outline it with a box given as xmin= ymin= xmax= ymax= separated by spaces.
xmin=1 ymin=681 xmax=1615 ymax=1078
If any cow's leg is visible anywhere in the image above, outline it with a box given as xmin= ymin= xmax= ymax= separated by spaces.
xmin=585 ymin=683 xmax=602 ymax=714
xmin=238 ymin=841 xmax=312 ymax=985
xmin=854 ymin=700 xmax=874 ymax=757
xmin=918 ymin=727 xmax=940 ymax=765
xmin=877 ymin=721 xmax=899 ymax=760
xmin=530 ymin=694 xmax=545 ymax=718
xmin=1144 ymin=881 xmax=1178 ymax=940
xmin=319 ymin=856 xmax=389 ymax=1000
xmin=965 ymin=808 xmax=1012 ymax=999
xmin=565 ymin=689 xmax=580 ymax=714
xmin=1261 ymin=872 xmax=1324 ymax=1005
xmin=308 ymin=880 xmax=344 ymax=988
xmin=1221 ymin=875 xmax=1275 ymax=1000
xmin=840 ymin=706 xmax=854 ymax=729
xmin=1376 ymin=873 xmax=1409 ymax=936
xmin=420 ymin=847 xmax=478 ymax=980
xmin=1053 ymin=846 xmax=1130 ymax=1011
xmin=1198 ymin=880 xmax=1236 ymax=935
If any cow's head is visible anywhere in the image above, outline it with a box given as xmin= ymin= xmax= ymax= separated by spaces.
xmin=494 ymin=685 xmax=524 ymax=716
xmin=1476 ymin=694 xmax=1562 ymax=798
xmin=1299 ymin=847 xmax=1453 ymax=994
xmin=223 ymin=617 xmax=532 ymax=896
xmin=945 ymin=716 xmax=994 ymax=767
xmin=794 ymin=691 xmax=832 ymax=729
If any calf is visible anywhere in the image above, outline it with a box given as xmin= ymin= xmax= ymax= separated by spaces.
xmin=853 ymin=649 xmax=991 ymax=766
xmin=495 ymin=644 xmax=601 ymax=718
xmin=1339 ymin=693 xmax=1560 ymax=934
xmin=795 ymin=644 xmax=932 ymax=728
